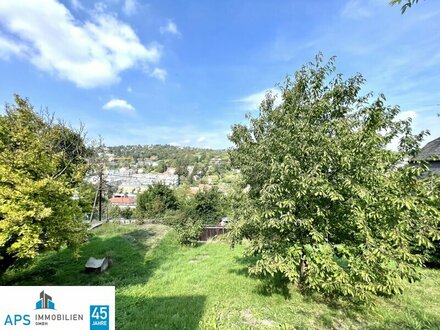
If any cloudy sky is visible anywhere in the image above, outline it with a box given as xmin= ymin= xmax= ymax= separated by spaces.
xmin=0 ymin=0 xmax=439 ymax=148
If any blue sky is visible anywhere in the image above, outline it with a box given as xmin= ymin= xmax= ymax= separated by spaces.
xmin=0 ymin=0 xmax=439 ymax=149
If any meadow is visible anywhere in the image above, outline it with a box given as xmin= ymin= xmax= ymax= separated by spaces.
xmin=2 ymin=224 xmax=440 ymax=330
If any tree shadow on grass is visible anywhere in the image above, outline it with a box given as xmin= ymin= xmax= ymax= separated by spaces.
xmin=228 ymin=255 xmax=256 ymax=277
xmin=116 ymin=294 xmax=206 ymax=330
xmin=0 ymin=228 xmax=178 ymax=288
xmin=230 ymin=255 xmax=291 ymax=299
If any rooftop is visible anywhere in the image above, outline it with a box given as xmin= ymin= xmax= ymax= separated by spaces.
xmin=110 ymin=197 xmax=136 ymax=204
xmin=413 ymin=137 xmax=440 ymax=161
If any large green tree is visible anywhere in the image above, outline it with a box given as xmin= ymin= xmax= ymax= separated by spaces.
xmin=0 ymin=96 xmax=90 ymax=272
xmin=136 ymin=183 xmax=178 ymax=217
xmin=228 ymin=55 xmax=440 ymax=300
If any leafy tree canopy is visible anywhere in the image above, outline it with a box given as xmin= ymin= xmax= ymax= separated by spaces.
xmin=0 ymin=96 xmax=90 ymax=272
xmin=190 ymin=188 xmax=224 ymax=225
xmin=228 ymin=55 xmax=440 ymax=301
xmin=136 ymin=183 xmax=178 ymax=216
xmin=156 ymin=160 xmax=167 ymax=173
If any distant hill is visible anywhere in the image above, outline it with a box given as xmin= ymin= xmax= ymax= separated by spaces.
xmin=107 ymin=144 xmax=228 ymax=164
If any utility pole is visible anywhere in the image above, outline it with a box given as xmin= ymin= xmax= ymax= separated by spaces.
xmin=96 ymin=136 xmax=106 ymax=223
xmin=98 ymin=167 xmax=103 ymax=222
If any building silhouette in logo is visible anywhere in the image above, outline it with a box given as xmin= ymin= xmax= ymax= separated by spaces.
xmin=36 ymin=291 xmax=55 ymax=310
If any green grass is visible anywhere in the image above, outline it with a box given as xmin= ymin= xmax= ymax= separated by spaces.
xmin=2 ymin=224 xmax=440 ymax=329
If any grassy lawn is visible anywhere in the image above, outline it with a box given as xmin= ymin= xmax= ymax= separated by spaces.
xmin=2 ymin=224 xmax=440 ymax=329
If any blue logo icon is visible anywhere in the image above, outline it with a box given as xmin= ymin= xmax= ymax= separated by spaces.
xmin=90 ymin=305 xmax=109 ymax=330
xmin=36 ymin=290 xmax=55 ymax=310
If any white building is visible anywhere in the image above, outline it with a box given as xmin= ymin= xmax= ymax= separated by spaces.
xmin=85 ymin=169 xmax=179 ymax=193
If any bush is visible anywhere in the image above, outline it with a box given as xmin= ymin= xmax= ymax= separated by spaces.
xmin=171 ymin=188 xmax=225 ymax=245
xmin=172 ymin=211 xmax=204 ymax=245
xmin=120 ymin=207 xmax=133 ymax=219
xmin=107 ymin=205 xmax=120 ymax=219
xmin=136 ymin=183 xmax=178 ymax=218
xmin=190 ymin=188 xmax=224 ymax=225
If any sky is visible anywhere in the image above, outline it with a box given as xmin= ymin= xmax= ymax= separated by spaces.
xmin=0 ymin=0 xmax=439 ymax=149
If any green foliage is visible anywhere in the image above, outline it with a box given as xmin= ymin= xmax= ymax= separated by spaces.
xmin=156 ymin=160 xmax=167 ymax=173
xmin=390 ymin=0 xmax=421 ymax=13
xmin=107 ymin=205 xmax=133 ymax=220
xmin=171 ymin=188 xmax=225 ymax=245
xmin=175 ymin=164 xmax=189 ymax=178
xmin=171 ymin=211 xmax=205 ymax=246
xmin=228 ymin=54 xmax=440 ymax=301
xmin=0 ymin=95 xmax=89 ymax=272
xmin=136 ymin=183 xmax=178 ymax=217
xmin=190 ymin=188 xmax=224 ymax=225
xmin=108 ymin=205 xmax=123 ymax=219
xmin=423 ymin=178 xmax=440 ymax=267
xmin=76 ymin=182 xmax=96 ymax=217
xmin=120 ymin=207 xmax=133 ymax=220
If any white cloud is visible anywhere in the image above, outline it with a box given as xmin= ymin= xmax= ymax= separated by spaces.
xmin=341 ymin=0 xmax=372 ymax=19
xmin=387 ymin=110 xmax=421 ymax=151
xmin=197 ymin=136 xmax=206 ymax=143
xmin=150 ymin=68 xmax=167 ymax=81
xmin=0 ymin=34 xmax=28 ymax=59
xmin=102 ymin=99 xmax=135 ymax=112
xmin=70 ymin=0 xmax=83 ymax=11
xmin=0 ymin=0 xmax=161 ymax=88
xmin=70 ymin=0 xmax=84 ymax=10
xmin=93 ymin=2 xmax=107 ymax=13
xmin=160 ymin=20 xmax=179 ymax=35
xmin=123 ymin=0 xmax=137 ymax=16
xmin=235 ymin=88 xmax=281 ymax=111
xmin=127 ymin=86 xmax=132 ymax=93
xmin=396 ymin=110 xmax=417 ymax=121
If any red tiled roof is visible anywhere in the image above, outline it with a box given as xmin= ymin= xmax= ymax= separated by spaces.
xmin=110 ymin=197 xmax=136 ymax=204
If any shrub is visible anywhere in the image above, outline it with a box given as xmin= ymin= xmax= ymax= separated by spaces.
xmin=136 ymin=183 xmax=178 ymax=218
xmin=190 ymin=188 xmax=224 ymax=225
xmin=171 ymin=188 xmax=225 ymax=245
xmin=173 ymin=212 xmax=204 ymax=246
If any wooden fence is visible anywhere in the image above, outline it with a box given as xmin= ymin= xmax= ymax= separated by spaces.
xmin=198 ymin=226 xmax=229 ymax=242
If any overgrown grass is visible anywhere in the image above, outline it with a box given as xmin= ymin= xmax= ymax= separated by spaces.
xmin=2 ymin=224 xmax=440 ymax=329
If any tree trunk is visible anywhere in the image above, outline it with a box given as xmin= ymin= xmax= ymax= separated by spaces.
xmin=300 ymin=248 xmax=307 ymax=286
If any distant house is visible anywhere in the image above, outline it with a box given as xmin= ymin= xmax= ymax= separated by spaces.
xmin=412 ymin=137 xmax=440 ymax=174
xmin=110 ymin=195 xmax=136 ymax=208
xmin=209 ymin=157 xmax=224 ymax=165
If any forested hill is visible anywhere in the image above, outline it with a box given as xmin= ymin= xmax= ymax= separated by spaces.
xmin=108 ymin=144 xmax=228 ymax=163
